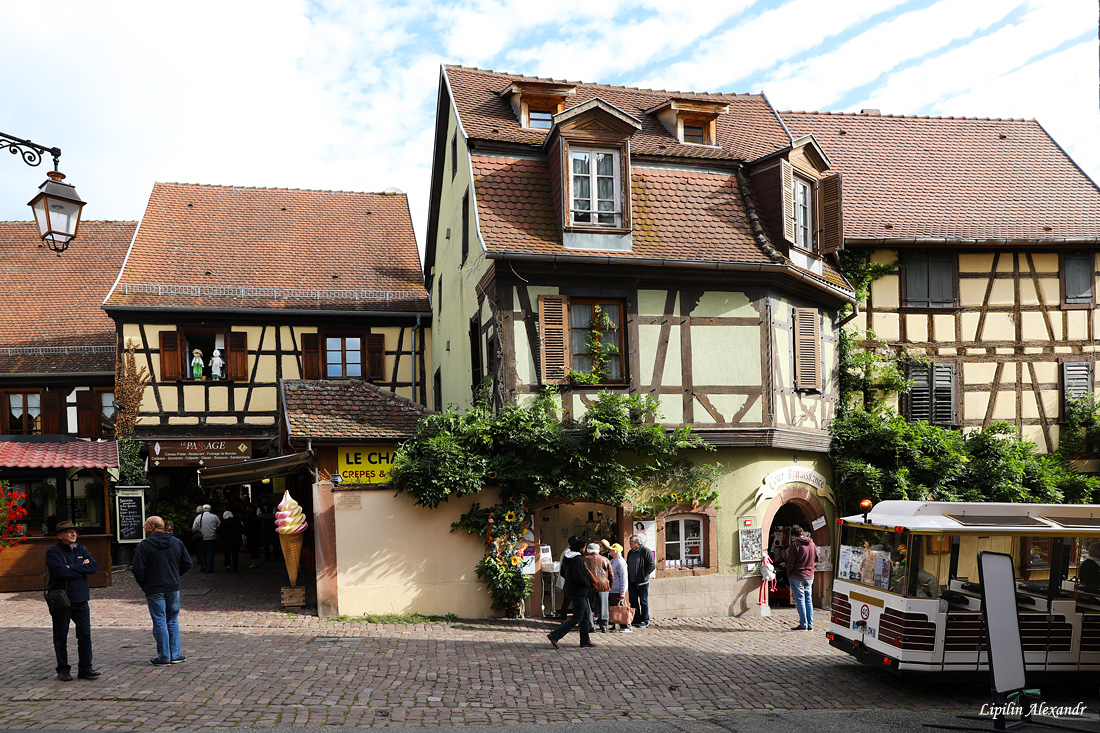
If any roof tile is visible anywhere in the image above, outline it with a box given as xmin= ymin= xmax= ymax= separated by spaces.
xmin=282 ymin=379 xmax=433 ymax=440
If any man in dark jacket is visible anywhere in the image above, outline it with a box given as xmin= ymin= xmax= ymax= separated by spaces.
xmin=46 ymin=521 xmax=100 ymax=681
xmin=626 ymin=534 xmax=656 ymax=628
xmin=547 ymin=536 xmax=595 ymax=649
xmin=785 ymin=525 xmax=820 ymax=631
xmin=132 ymin=516 xmax=192 ymax=665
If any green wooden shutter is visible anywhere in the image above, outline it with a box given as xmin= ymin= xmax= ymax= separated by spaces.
xmin=1065 ymin=253 xmax=1093 ymax=304
xmin=929 ymin=253 xmax=955 ymax=308
xmin=1063 ymin=361 xmax=1092 ymax=403
xmin=909 ymin=364 xmax=932 ymax=422
xmin=932 ymin=363 xmax=956 ymax=425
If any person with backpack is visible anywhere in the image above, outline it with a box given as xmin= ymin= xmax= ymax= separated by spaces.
xmin=584 ymin=542 xmax=614 ymax=633
xmin=547 ymin=536 xmax=595 ymax=649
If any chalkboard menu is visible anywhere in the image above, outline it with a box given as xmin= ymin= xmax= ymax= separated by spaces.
xmin=115 ymin=489 xmax=146 ymax=543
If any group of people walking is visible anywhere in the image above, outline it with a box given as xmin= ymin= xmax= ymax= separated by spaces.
xmin=188 ymin=496 xmax=279 ymax=573
xmin=548 ymin=533 xmax=655 ymax=648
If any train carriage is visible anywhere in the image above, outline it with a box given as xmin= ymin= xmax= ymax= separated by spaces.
xmin=827 ymin=501 xmax=1100 ymax=673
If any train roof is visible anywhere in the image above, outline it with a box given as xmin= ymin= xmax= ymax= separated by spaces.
xmin=841 ymin=500 xmax=1100 ymax=534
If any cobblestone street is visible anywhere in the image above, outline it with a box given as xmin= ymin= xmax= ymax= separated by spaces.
xmin=1 ymin=561 xmax=1096 ymax=730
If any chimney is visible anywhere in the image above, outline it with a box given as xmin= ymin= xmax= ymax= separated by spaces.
xmin=860 ymin=108 xmax=881 ymax=115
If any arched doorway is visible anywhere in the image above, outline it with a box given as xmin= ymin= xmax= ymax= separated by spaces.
xmin=761 ymin=484 xmax=833 ymax=609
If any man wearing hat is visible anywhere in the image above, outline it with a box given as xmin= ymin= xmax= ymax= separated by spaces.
xmin=45 ymin=521 xmax=100 ymax=681
xmin=191 ymin=504 xmax=221 ymax=573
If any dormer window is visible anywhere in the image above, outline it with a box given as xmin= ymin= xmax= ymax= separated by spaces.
xmin=645 ymin=98 xmax=728 ymax=147
xmin=571 ymin=149 xmax=621 ymax=227
xmin=682 ymin=124 xmax=706 ymax=144
xmin=500 ymin=80 xmax=576 ymax=130
xmin=793 ymin=176 xmax=813 ymax=249
xmin=528 ymin=109 xmax=554 ymax=129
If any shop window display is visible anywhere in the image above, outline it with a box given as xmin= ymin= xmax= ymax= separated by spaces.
xmin=664 ymin=516 xmax=703 ymax=568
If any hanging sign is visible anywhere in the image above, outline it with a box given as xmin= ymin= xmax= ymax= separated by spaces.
xmin=149 ymin=440 xmax=251 ymax=467
xmin=337 ymin=446 xmax=397 ymax=484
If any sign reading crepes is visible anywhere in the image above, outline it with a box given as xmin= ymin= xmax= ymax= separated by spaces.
xmin=149 ymin=440 xmax=252 ymax=467
xmin=337 ymin=446 xmax=397 ymax=484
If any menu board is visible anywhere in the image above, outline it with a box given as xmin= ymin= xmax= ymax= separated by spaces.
xmin=115 ymin=490 xmax=146 ymax=543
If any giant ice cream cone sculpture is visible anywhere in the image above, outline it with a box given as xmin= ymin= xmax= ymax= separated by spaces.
xmin=275 ymin=490 xmax=308 ymax=586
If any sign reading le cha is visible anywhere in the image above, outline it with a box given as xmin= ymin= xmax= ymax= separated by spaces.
xmin=337 ymin=446 xmax=397 ymax=485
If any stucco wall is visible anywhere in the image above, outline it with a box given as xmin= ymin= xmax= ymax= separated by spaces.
xmin=334 ymin=488 xmax=495 ymax=618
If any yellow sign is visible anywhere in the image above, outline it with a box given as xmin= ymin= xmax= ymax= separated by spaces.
xmin=337 ymin=446 xmax=397 ymax=484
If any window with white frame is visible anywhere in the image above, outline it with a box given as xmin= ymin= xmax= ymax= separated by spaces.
xmin=793 ymin=177 xmax=813 ymax=250
xmin=665 ymin=516 xmax=704 ymax=568
xmin=571 ymin=149 xmax=621 ymax=227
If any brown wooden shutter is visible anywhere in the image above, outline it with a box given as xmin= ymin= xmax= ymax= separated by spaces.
xmin=367 ymin=334 xmax=385 ymax=380
xmin=0 ymin=393 xmax=8 ymax=434
xmin=793 ymin=308 xmax=820 ymax=391
xmin=41 ymin=390 xmax=62 ymax=435
xmin=819 ymin=172 xmax=843 ymax=255
xmin=780 ymin=159 xmax=795 ymax=244
xmin=227 ymin=332 xmax=248 ymax=381
xmin=539 ymin=295 xmax=569 ymax=385
xmin=301 ymin=333 xmax=321 ymax=379
xmin=75 ymin=390 xmax=95 ymax=437
xmin=159 ymin=330 xmax=182 ymax=381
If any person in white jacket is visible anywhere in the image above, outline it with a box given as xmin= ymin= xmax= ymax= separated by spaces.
xmin=191 ymin=505 xmax=221 ymax=573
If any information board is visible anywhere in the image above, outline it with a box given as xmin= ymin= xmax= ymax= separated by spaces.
xmin=739 ymin=527 xmax=763 ymax=562
xmin=115 ymin=489 xmax=146 ymax=543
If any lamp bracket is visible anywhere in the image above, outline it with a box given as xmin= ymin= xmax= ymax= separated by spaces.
xmin=0 ymin=131 xmax=61 ymax=171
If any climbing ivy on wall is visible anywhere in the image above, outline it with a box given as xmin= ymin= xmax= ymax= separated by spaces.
xmin=830 ymin=252 xmax=1100 ymax=512
xmin=389 ymin=389 xmax=718 ymax=616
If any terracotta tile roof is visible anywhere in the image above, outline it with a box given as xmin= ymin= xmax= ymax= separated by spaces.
xmin=781 ymin=112 xmax=1100 ymax=243
xmin=0 ymin=221 xmax=134 ymax=374
xmin=472 ymin=156 xmax=773 ymax=264
xmin=282 ymin=379 xmax=433 ymax=440
xmin=104 ymin=183 xmax=429 ymax=312
xmin=0 ymin=440 xmax=119 ymax=468
xmin=446 ymin=66 xmax=790 ymax=162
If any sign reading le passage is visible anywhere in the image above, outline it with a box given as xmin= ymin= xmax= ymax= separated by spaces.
xmin=148 ymin=440 xmax=252 ymax=467
xmin=338 ymin=446 xmax=397 ymax=484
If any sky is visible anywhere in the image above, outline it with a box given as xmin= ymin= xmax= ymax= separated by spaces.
xmin=1 ymin=0 xmax=1097 ymax=261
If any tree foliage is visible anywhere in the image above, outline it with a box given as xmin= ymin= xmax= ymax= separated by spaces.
xmin=390 ymin=389 xmax=717 ymax=616
xmin=115 ymin=339 xmax=152 ymax=487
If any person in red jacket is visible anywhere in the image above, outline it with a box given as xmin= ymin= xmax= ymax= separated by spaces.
xmin=785 ymin=525 xmax=819 ymax=631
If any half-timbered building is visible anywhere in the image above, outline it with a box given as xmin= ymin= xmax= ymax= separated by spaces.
xmin=783 ymin=111 xmax=1100 ymax=456
xmin=102 ymin=183 xmax=431 ymax=515
xmin=424 ymin=66 xmax=856 ymax=617
xmin=0 ymin=221 xmax=133 ymax=589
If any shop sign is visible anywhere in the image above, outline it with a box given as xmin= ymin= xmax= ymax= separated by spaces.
xmin=763 ymin=466 xmax=826 ymax=492
xmin=337 ymin=446 xmax=397 ymax=484
xmin=149 ymin=440 xmax=252 ymax=467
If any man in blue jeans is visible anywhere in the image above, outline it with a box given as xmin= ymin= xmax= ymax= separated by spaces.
xmin=785 ymin=525 xmax=820 ymax=631
xmin=132 ymin=516 xmax=192 ymax=665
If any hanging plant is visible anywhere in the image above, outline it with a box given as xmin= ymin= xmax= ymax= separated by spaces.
xmin=568 ymin=305 xmax=620 ymax=386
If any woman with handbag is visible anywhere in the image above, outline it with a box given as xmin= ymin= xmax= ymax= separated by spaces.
xmin=607 ymin=543 xmax=634 ymax=632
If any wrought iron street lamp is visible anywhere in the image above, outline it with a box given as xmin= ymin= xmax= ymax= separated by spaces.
xmin=1 ymin=131 xmax=86 ymax=253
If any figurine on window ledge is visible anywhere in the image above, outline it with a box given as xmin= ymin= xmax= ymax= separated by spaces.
xmin=209 ymin=349 xmax=224 ymax=380
xmin=191 ymin=348 xmax=204 ymax=379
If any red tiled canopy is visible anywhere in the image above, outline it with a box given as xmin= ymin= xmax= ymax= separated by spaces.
xmin=0 ymin=441 xmax=119 ymax=468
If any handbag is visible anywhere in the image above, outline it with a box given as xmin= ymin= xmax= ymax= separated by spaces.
xmin=608 ymin=593 xmax=634 ymax=626
xmin=43 ymin=569 xmax=70 ymax=614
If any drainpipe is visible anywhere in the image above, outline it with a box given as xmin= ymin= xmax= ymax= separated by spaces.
xmin=412 ymin=316 xmax=421 ymax=404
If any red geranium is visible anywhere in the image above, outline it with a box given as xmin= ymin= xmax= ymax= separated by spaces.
xmin=0 ymin=481 xmax=28 ymax=554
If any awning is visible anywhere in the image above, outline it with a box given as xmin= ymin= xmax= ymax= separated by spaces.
xmin=197 ymin=450 xmax=313 ymax=488
xmin=0 ymin=441 xmax=119 ymax=469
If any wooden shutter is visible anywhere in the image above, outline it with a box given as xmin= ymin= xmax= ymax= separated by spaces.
xmin=469 ymin=320 xmax=483 ymax=394
xmin=780 ymin=159 xmax=795 ymax=244
xmin=793 ymin=308 xmax=820 ymax=391
xmin=301 ymin=333 xmax=321 ymax=379
xmin=40 ymin=391 xmax=61 ymax=434
xmin=928 ymin=253 xmax=955 ymax=307
xmin=932 ymin=363 xmax=956 ymax=425
xmin=908 ymin=364 xmax=932 ymax=422
xmin=1064 ymin=253 xmax=1093 ymax=305
xmin=819 ymin=172 xmax=843 ymax=255
xmin=159 ymin=330 xmax=182 ymax=381
xmin=905 ymin=257 xmax=929 ymax=308
xmin=1063 ymin=361 xmax=1092 ymax=405
xmin=539 ymin=295 xmax=569 ymax=385
xmin=75 ymin=390 xmax=96 ymax=438
xmin=367 ymin=334 xmax=385 ymax=380
xmin=227 ymin=332 xmax=248 ymax=381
